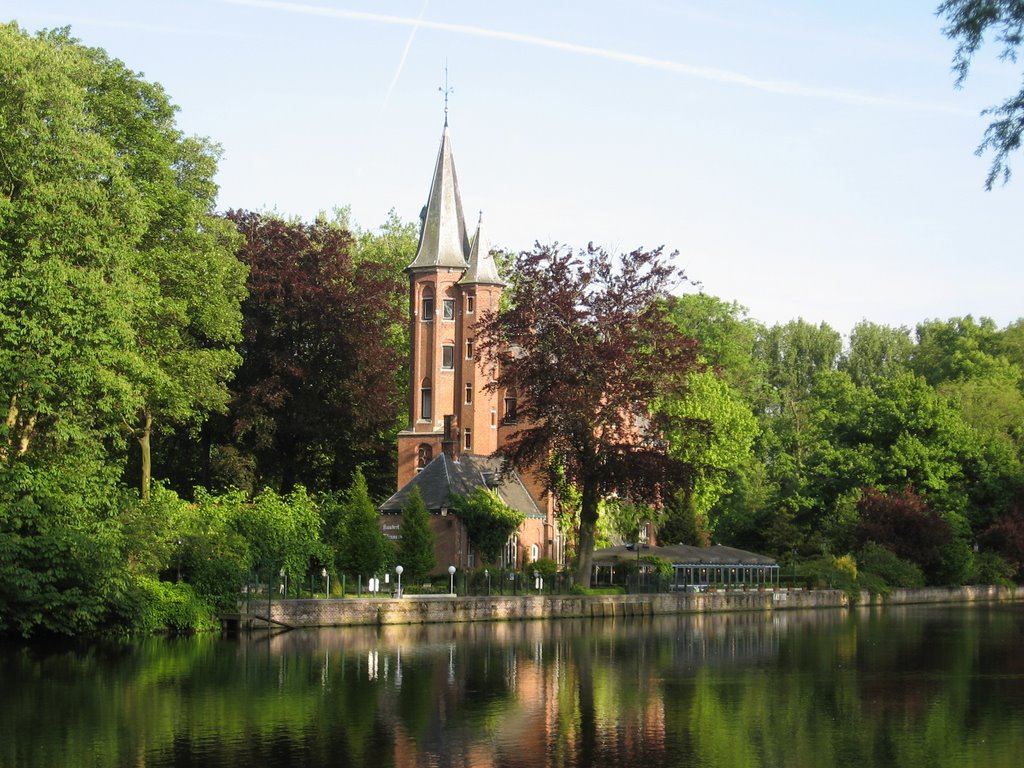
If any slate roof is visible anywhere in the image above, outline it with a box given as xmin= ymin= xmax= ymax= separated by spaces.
xmin=379 ymin=453 xmax=543 ymax=519
xmin=407 ymin=125 xmax=471 ymax=271
xmin=458 ymin=213 xmax=504 ymax=286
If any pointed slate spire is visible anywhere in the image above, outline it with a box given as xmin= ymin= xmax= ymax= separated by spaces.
xmin=459 ymin=212 xmax=504 ymax=286
xmin=407 ymin=126 xmax=470 ymax=271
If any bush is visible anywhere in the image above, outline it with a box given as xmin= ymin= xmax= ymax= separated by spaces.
xmin=972 ymin=551 xmax=1016 ymax=586
xmin=134 ymin=576 xmax=218 ymax=633
xmin=857 ymin=542 xmax=925 ymax=589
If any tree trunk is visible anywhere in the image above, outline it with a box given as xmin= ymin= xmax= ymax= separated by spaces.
xmin=138 ymin=410 xmax=153 ymax=501
xmin=574 ymin=481 xmax=601 ymax=588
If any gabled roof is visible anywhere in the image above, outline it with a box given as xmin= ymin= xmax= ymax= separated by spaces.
xmin=458 ymin=212 xmax=504 ymax=286
xmin=379 ymin=453 xmax=543 ymax=519
xmin=407 ymin=125 xmax=470 ymax=271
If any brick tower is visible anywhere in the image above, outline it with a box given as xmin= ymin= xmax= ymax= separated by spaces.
xmin=396 ymin=124 xmax=505 ymax=488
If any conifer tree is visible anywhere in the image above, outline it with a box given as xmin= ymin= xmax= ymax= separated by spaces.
xmin=335 ymin=468 xmax=392 ymax=581
xmin=397 ymin=486 xmax=435 ymax=584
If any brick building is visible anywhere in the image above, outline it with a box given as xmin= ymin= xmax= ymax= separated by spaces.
xmin=379 ymin=123 xmax=563 ymax=573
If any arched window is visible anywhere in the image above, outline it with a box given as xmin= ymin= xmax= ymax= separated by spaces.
xmin=442 ymin=287 xmax=456 ymax=320
xmin=416 ymin=443 xmax=433 ymax=471
xmin=421 ymin=286 xmax=434 ymax=321
xmin=530 ymin=543 xmax=540 ymax=563
xmin=420 ymin=377 xmax=432 ymax=421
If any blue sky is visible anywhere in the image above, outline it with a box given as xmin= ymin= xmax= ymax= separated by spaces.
xmin=5 ymin=0 xmax=1022 ymax=335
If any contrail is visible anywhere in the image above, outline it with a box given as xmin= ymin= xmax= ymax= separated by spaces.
xmin=382 ymin=0 xmax=429 ymax=110
xmin=223 ymin=0 xmax=965 ymax=114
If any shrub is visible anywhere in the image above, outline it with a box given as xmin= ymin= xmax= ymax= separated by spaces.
xmin=134 ymin=576 xmax=218 ymax=633
xmin=857 ymin=542 xmax=925 ymax=589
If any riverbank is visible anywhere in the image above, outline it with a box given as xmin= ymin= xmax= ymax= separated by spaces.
xmin=225 ymin=585 xmax=1019 ymax=630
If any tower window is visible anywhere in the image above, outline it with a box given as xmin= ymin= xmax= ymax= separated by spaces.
xmin=465 ymin=338 xmax=474 ymax=359
xmin=503 ymin=392 xmax=518 ymax=423
xmin=464 ymin=428 xmax=472 ymax=451
xmin=416 ymin=443 xmax=433 ymax=471
xmin=466 ymin=294 xmax=475 ymax=313
xmin=441 ymin=345 xmax=455 ymax=370
xmin=465 ymin=383 xmax=473 ymax=404
xmin=422 ymin=296 xmax=434 ymax=321
xmin=420 ymin=379 xmax=432 ymax=420
xmin=443 ymin=298 xmax=455 ymax=320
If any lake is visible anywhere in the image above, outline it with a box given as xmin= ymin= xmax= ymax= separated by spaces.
xmin=2 ymin=602 xmax=1023 ymax=767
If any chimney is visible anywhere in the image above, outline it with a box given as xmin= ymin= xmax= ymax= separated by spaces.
xmin=442 ymin=415 xmax=457 ymax=459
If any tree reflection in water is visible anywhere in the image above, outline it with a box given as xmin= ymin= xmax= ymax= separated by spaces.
xmin=2 ymin=605 xmax=1023 ymax=767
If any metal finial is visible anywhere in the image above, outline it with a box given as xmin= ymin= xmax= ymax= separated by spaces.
xmin=439 ymin=61 xmax=453 ymax=126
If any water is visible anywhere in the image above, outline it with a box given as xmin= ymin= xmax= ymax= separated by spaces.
xmin=2 ymin=603 xmax=1023 ymax=767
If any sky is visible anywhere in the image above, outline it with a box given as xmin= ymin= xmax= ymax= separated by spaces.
xmin=4 ymin=0 xmax=1023 ymax=336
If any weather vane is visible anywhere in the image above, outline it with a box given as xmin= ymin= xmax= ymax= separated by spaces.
xmin=439 ymin=62 xmax=453 ymax=126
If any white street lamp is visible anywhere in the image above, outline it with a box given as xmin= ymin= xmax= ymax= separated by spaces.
xmin=448 ymin=565 xmax=456 ymax=595
xmin=395 ymin=564 xmax=404 ymax=598
xmin=321 ymin=567 xmax=328 ymax=597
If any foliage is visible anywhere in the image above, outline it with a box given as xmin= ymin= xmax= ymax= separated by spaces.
xmin=0 ymin=24 xmax=247 ymax=501
xmin=840 ymin=321 xmax=913 ymax=386
xmin=133 ymin=576 xmax=218 ymax=633
xmin=452 ymin=488 xmax=526 ymax=565
xmin=221 ymin=210 xmax=408 ymax=497
xmin=857 ymin=542 xmax=926 ymax=590
xmin=938 ymin=0 xmax=1024 ymax=187
xmin=397 ymin=486 xmax=435 ymax=583
xmin=657 ymin=368 xmax=759 ymax=539
xmin=855 ymin=487 xmax=952 ymax=583
xmin=977 ymin=512 xmax=1024 ymax=579
xmin=972 ymin=550 xmax=1016 ymax=585
xmin=335 ymin=469 xmax=392 ymax=580
xmin=530 ymin=557 xmax=559 ymax=578
xmin=476 ymin=243 xmax=700 ymax=586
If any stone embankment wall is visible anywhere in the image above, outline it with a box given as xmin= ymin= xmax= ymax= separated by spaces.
xmin=231 ymin=585 xmax=1018 ymax=630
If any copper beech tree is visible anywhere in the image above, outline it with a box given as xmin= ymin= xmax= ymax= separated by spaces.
xmin=476 ymin=243 xmax=701 ymax=587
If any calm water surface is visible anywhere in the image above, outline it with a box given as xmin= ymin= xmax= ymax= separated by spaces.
xmin=3 ymin=602 xmax=1023 ymax=767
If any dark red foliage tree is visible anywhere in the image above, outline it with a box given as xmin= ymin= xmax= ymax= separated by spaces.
xmin=855 ymin=486 xmax=952 ymax=579
xmin=224 ymin=210 xmax=406 ymax=496
xmin=476 ymin=243 xmax=700 ymax=586
xmin=977 ymin=513 xmax=1024 ymax=578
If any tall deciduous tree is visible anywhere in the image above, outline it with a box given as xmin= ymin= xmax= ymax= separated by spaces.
xmin=0 ymin=24 xmax=247 ymax=500
xmin=938 ymin=0 xmax=1024 ymax=187
xmin=225 ymin=211 xmax=407 ymax=496
xmin=477 ymin=243 xmax=700 ymax=587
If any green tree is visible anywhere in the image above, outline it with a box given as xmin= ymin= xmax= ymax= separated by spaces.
xmin=657 ymin=368 xmax=759 ymax=542
xmin=1 ymin=24 xmax=142 ymax=464
xmin=0 ymin=25 xmax=247 ymax=500
xmin=451 ymin=488 xmax=526 ymax=565
xmin=336 ymin=469 xmax=392 ymax=581
xmin=938 ymin=0 xmax=1024 ymax=187
xmin=396 ymin=486 xmax=435 ymax=584
xmin=840 ymin=321 xmax=913 ymax=386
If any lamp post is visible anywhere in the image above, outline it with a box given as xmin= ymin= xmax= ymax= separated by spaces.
xmin=448 ymin=565 xmax=456 ymax=595
xmin=396 ymin=565 xmax=404 ymax=598
xmin=321 ymin=567 xmax=328 ymax=598
xmin=484 ymin=569 xmax=490 ymax=596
